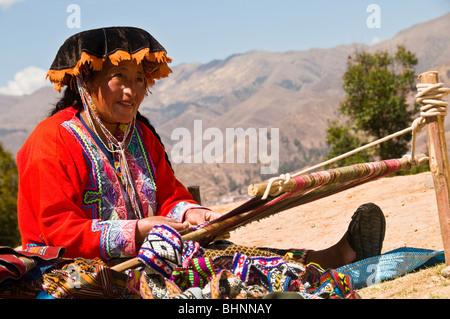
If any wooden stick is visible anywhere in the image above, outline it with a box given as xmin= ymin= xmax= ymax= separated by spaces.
xmin=248 ymin=178 xmax=296 ymax=197
xmin=111 ymin=257 xmax=141 ymax=272
xmin=111 ymin=155 xmax=423 ymax=273
xmin=187 ymin=185 xmax=202 ymax=205
xmin=111 ymin=197 xmax=265 ymax=272
xmin=110 ymin=225 xmax=230 ymax=272
xmin=111 ymin=234 xmax=185 ymax=272
xmin=419 ymin=71 xmax=450 ymax=270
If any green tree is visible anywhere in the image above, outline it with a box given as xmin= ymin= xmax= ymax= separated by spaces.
xmin=326 ymin=45 xmax=419 ymax=167
xmin=0 ymin=142 xmax=20 ymax=247
xmin=325 ymin=120 xmax=373 ymax=167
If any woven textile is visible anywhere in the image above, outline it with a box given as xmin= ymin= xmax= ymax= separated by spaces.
xmin=42 ymin=258 xmax=139 ymax=299
xmin=138 ymin=225 xmax=183 ymax=278
xmin=135 ymin=226 xmax=356 ymax=299
xmin=0 ymin=246 xmax=65 ymax=298
xmin=203 ymin=243 xmax=308 ymax=266
xmin=0 ymin=226 xmax=357 ymax=299
xmin=32 ymin=245 xmax=444 ymax=299
xmin=0 ymin=246 xmax=65 ymax=282
xmin=337 ymin=247 xmax=445 ymax=289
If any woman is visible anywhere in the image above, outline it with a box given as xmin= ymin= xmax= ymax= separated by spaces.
xmin=17 ymin=27 xmax=385 ymax=269
xmin=17 ymin=27 xmax=218 ymax=260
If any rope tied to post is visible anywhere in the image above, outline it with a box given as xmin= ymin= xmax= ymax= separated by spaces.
xmin=410 ymin=82 xmax=450 ymax=164
xmin=257 ymin=79 xmax=450 ymax=200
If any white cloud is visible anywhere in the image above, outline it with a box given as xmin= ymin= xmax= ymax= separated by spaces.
xmin=371 ymin=36 xmax=385 ymax=45
xmin=0 ymin=0 xmax=23 ymax=10
xmin=0 ymin=66 xmax=49 ymax=96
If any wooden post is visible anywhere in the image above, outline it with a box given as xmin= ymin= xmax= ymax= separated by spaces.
xmin=187 ymin=185 xmax=202 ymax=205
xmin=419 ymin=71 xmax=450 ymax=274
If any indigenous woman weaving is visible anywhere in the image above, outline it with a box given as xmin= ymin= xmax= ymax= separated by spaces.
xmin=17 ymin=27 xmax=385 ymax=270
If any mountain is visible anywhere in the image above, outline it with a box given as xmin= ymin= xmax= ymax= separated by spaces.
xmin=373 ymin=12 xmax=450 ymax=73
xmin=0 ymin=86 xmax=59 ymax=156
xmin=1 ymin=12 xmax=450 ymax=205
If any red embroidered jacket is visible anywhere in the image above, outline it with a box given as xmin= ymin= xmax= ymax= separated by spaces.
xmin=17 ymin=107 xmax=199 ymax=260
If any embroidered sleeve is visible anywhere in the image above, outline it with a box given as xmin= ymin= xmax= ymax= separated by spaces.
xmin=166 ymin=201 xmax=203 ymax=222
xmin=91 ymin=219 xmax=138 ymax=259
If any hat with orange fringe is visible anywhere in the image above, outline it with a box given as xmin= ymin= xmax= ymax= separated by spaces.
xmin=46 ymin=26 xmax=172 ymax=92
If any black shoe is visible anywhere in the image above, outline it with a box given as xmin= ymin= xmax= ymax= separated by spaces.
xmin=347 ymin=203 xmax=386 ymax=262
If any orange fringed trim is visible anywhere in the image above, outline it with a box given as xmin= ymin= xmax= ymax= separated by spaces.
xmin=79 ymin=51 xmax=105 ymax=71
xmin=46 ymin=48 xmax=172 ymax=92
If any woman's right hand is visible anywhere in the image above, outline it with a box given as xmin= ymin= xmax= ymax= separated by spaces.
xmin=136 ymin=216 xmax=190 ymax=245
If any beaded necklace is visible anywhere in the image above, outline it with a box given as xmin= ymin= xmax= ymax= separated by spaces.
xmin=76 ymin=74 xmax=143 ymax=219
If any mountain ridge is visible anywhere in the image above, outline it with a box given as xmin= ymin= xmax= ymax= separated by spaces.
xmin=1 ymin=12 xmax=450 ymax=204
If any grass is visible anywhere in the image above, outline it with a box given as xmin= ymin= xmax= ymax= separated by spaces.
xmin=357 ymin=263 xmax=450 ymax=299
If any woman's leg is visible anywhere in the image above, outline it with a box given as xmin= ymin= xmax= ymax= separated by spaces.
xmin=306 ymin=233 xmax=356 ymax=269
xmin=304 ymin=203 xmax=386 ymax=269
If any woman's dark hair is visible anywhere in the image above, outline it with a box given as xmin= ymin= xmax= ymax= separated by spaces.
xmin=50 ymin=85 xmax=173 ymax=171
xmin=49 ymin=86 xmax=83 ymax=116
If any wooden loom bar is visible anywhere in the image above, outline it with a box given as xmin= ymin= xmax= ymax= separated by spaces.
xmin=111 ymin=156 xmax=419 ymax=273
xmin=111 ymin=198 xmax=263 ymax=272
xmin=111 ymin=73 xmax=450 ymax=274
xmin=419 ymin=71 xmax=450 ymax=268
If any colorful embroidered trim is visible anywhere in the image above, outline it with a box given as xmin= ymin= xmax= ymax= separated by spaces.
xmin=167 ymin=201 xmax=202 ymax=222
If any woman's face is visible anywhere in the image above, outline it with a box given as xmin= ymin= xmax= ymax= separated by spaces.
xmin=87 ymin=59 xmax=147 ymax=127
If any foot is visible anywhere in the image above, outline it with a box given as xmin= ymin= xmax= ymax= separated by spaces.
xmin=307 ymin=203 xmax=385 ymax=269
xmin=347 ymin=203 xmax=385 ymax=262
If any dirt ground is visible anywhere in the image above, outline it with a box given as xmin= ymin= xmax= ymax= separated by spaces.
xmin=211 ymin=171 xmax=450 ymax=299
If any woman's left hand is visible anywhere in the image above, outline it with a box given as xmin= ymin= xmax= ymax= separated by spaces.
xmin=184 ymin=208 xmax=222 ymax=226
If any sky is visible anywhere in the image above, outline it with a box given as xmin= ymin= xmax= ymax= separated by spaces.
xmin=0 ymin=0 xmax=449 ymax=95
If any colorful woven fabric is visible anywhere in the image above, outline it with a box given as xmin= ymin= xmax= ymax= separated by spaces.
xmin=203 ymin=243 xmax=306 ymax=266
xmin=292 ymin=158 xmax=403 ymax=196
xmin=138 ymin=225 xmax=183 ymax=278
xmin=181 ymin=241 xmax=205 ymax=267
xmin=136 ymin=227 xmax=357 ymax=299
xmin=0 ymin=246 xmax=66 ymax=299
xmin=170 ymin=257 xmax=216 ymax=290
xmin=250 ymin=158 xmax=405 ymax=224
xmin=42 ymin=258 xmax=139 ymax=299
xmin=337 ymin=247 xmax=446 ymax=289
xmin=0 ymin=246 xmax=65 ymax=284
xmin=298 ymin=264 xmax=353 ymax=298
xmin=33 ymin=250 xmax=355 ymax=299
xmin=1 ymin=227 xmax=357 ymax=299
xmin=139 ymin=271 xmax=181 ymax=299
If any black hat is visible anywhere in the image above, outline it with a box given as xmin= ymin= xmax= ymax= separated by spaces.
xmin=46 ymin=26 xmax=172 ymax=91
